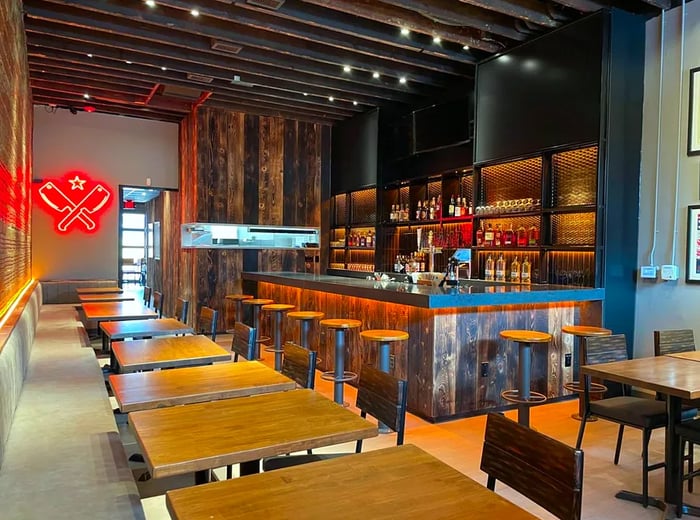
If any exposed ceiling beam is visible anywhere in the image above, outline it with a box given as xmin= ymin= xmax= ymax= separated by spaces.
xmin=457 ymin=0 xmax=565 ymax=28
xmin=550 ymin=0 xmax=604 ymax=12
xmin=32 ymin=94 xmax=184 ymax=122
xmin=203 ymin=98 xmax=341 ymax=123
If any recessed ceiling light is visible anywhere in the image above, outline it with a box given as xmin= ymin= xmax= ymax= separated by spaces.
xmin=161 ymin=66 xmax=167 ymax=71
xmin=328 ymin=96 xmax=334 ymax=102
xmin=145 ymin=0 xmax=156 ymax=7
xmin=353 ymin=101 xmax=358 ymax=106
xmin=433 ymin=36 xmax=441 ymax=44
xmin=191 ymin=8 xmax=200 ymax=16
xmin=463 ymin=45 xmax=470 ymax=51
xmin=125 ymin=60 xmax=132 ymax=64
xmin=87 ymin=53 xmax=93 ymax=58
xmin=343 ymin=65 xmax=351 ymax=73
xmin=83 ymin=93 xmax=90 ymax=99
xmin=303 ymin=92 xmax=308 ymax=96
xmin=372 ymin=71 xmax=380 ymax=79
xmin=400 ymin=27 xmax=410 ymax=36
xmin=399 ymin=76 xmax=407 ymax=84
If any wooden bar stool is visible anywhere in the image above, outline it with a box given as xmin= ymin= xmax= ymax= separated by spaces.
xmin=499 ymin=329 xmax=551 ymax=427
xmin=262 ymin=303 xmax=295 ymax=371
xmin=320 ymin=318 xmax=362 ymax=405
xmin=287 ymin=311 xmax=325 ymax=349
xmin=224 ymin=294 xmax=253 ymax=331
xmin=242 ymin=298 xmax=274 ymax=360
xmin=562 ymin=325 xmax=611 ymax=421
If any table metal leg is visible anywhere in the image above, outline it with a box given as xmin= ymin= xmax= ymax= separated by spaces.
xmin=240 ymin=459 xmax=260 ymax=476
xmin=194 ymin=470 xmax=210 ymax=485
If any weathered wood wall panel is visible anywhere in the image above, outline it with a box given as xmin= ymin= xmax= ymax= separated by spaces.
xmin=151 ymin=107 xmax=328 ymax=331
xmin=0 ymin=0 xmax=31 ymax=315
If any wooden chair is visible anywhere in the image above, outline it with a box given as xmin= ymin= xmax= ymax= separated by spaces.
xmin=143 ymin=286 xmax=152 ymax=307
xmin=198 ymin=306 xmax=218 ymax=341
xmin=230 ymin=322 xmax=256 ymax=362
xmin=281 ymin=342 xmax=317 ymax=390
xmin=174 ymin=297 xmax=189 ymax=324
xmin=481 ymin=412 xmax=584 ymax=520
xmin=152 ymin=291 xmax=163 ymax=318
xmin=262 ymin=365 xmax=407 ymax=472
xmin=576 ymin=334 xmax=696 ymax=507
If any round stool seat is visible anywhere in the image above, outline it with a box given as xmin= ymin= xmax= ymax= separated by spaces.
xmin=262 ymin=303 xmax=295 ymax=312
xmin=225 ymin=294 xmax=254 ymax=301
xmin=320 ymin=318 xmax=362 ymax=330
xmin=243 ymin=299 xmax=275 ymax=307
xmin=361 ymin=329 xmax=409 ymax=342
xmin=288 ymin=311 xmax=325 ymax=321
xmin=562 ymin=325 xmax=611 ymax=337
xmin=500 ymin=330 xmax=552 ymax=343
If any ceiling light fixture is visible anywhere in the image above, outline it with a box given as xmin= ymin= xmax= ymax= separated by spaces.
xmin=433 ymin=36 xmax=441 ymax=44
xmin=463 ymin=45 xmax=470 ymax=51
xmin=399 ymin=76 xmax=407 ymax=84
xmin=328 ymin=96 xmax=334 ymax=102
xmin=372 ymin=71 xmax=380 ymax=79
xmin=145 ymin=0 xmax=156 ymax=7
xmin=191 ymin=8 xmax=200 ymax=16
xmin=125 ymin=60 xmax=132 ymax=64
xmin=83 ymin=93 xmax=90 ymax=99
xmin=343 ymin=65 xmax=351 ymax=73
xmin=161 ymin=66 xmax=167 ymax=71
xmin=400 ymin=27 xmax=410 ymax=36
xmin=303 ymin=92 xmax=308 ymax=96
xmin=87 ymin=53 xmax=93 ymax=58
xmin=353 ymin=101 xmax=358 ymax=106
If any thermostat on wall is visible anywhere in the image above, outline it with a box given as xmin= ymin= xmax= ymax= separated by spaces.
xmin=661 ymin=265 xmax=679 ymax=281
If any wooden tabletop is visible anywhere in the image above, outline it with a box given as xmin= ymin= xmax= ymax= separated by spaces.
xmin=76 ymin=287 xmax=123 ymax=294
xmin=78 ymin=293 xmax=135 ymax=303
xmin=100 ymin=318 xmax=193 ymax=341
xmin=111 ymin=334 xmax=227 ymax=373
xmin=109 ymin=361 xmax=295 ymax=412
xmin=129 ymin=389 xmax=377 ymax=479
xmin=165 ymin=444 xmax=538 ymax=520
xmin=82 ymin=301 xmax=157 ymax=321
xmin=667 ymin=350 xmax=700 ymax=363
xmin=581 ymin=355 xmax=700 ymax=400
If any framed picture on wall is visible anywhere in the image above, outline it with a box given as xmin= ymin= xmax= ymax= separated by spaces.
xmin=689 ymin=67 xmax=700 ymax=156
xmin=686 ymin=205 xmax=700 ymax=283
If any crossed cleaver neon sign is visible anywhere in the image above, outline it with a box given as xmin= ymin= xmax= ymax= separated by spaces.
xmin=35 ymin=171 xmax=113 ymax=234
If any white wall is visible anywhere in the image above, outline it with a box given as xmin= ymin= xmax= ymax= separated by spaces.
xmin=31 ymin=108 xmax=179 ymax=280
xmin=636 ymin=3 xmax=700 ymax=356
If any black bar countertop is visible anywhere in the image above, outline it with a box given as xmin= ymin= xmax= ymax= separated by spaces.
xmin=243 ymin=272 xmax=605 ymax=309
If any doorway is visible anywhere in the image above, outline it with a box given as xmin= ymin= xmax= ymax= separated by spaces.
xmin=118 ymin=186 xmax=161 ymax=288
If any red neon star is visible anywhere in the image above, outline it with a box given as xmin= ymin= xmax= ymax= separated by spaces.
xmin=68 ymin=175 xmax=87 ymax=190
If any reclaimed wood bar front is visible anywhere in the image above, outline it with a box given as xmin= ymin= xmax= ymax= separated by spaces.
xmin=244 ymin=272 xmax=604 ymax=422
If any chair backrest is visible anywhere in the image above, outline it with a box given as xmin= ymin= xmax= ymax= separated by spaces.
xmin=143 ymin=286 xmax=152 ymax=306
xmin=198 ymin=306 xmax=218 ymax=341
xmin=281 ymin=342 xmax=317 ymax=389
xmin=583 ymin=333 xmax=628 ymax=365
xmin=152 ymin=291 xmax=163 ymax=318
xmin=654 ymin=329 xmax=695 ymax=356
xmin=230 ymin=322 xmax=256 ymax=361
xmin=355 ymin=365 xmax=407 ymax=451
xmin=174 ymin=297 xmax=189 ymax=323
xmin=481 ymin=412 xmax=583 ymax=520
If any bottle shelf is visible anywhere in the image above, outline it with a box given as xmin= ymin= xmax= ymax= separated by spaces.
xmin=543 ymin=204 xmax=597 ymax=214
xmin=475 ymin=246 xmax=540 ymax=251
xmin=473 ymin=209 xmax=541 ymax=219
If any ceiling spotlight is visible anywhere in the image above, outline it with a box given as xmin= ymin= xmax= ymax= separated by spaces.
xmin=372 ymin=71 xmax=380 ymax=79
xmin=303 ymin=92 xmax=308 ymax=96
xmin=399 ymin=76 xmax=407 ymax=84
xmin=343 ymin=65 xmax=351 ymax=73
xmin=87 ymin=53 xmax=93 ymax=58
xmin=191 ymin=8 xmax=200 ymax=16
xmin=353 ymin=101 xmax=358 ymax=106
xmin=125 ymin=60 xmax=132 ymax=64
xmin=400 ymin=27 xmax=410 ymax=36
xmin=433 ymin=36 xmax=442 ymax=44
xmin=328 ymin=96 xmax=334 ymax=102
xmin=463 ymin=45 xmax=470 ymax=51
xmin=145 ymin=0 xmax=156 ymax=6
xmin=83 ymin=93 xmax=90 ymax=99
xmin=161 ymin=66 xmax=167 ymax=71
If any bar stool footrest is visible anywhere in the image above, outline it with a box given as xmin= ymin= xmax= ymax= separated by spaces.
xmin=320 ymin=370 xmax=357 ymax=383
xmin=264 ymin=346 xmax=284 ymax=354
xmin=255 ymin=336 xmax=271 ymax=345
xmin=563 ymin=381 xmax=607 ymax=394
xmin=500 ymin=389 xmax=547 ymax=405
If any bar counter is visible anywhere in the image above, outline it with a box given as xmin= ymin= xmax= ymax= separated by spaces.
xmin=243 ymin=272 xmax=604 ymax=422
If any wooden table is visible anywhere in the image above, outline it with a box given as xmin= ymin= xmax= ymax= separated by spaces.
xmin=83 ymin=301 xmax=157 ymax=323
xmin=582 ymin=355 xmax=700 ymax=515
xmin=78 ymin=293 xmax=135 ymax=303
xmin=109 ymin=361 xmax=295 ymax=412
xmin=667 ymin=350 xmax=700 ymax=362
xmin=76 ymin=286 xmax=123 ymax=294
xmin=129 ymin=389 xmax=377 ymax=483
xmin=101 ymin=318 xmax=195 ymax=368
xmin=165 ymin=444 xmax=538 ymax=520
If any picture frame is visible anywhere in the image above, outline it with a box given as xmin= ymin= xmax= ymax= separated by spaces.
xmin=689 ymin=67 xmax=700 ymax=156
xmin=686 ymin=205 xmax=700 ymax=283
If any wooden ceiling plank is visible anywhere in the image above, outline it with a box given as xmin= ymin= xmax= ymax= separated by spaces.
xmin=30 ymin=71 xmax=154 ymax=98
xmin=458 ymin=0 xmax=562 ymax=28
xmin=203 ymin=97 xmax=343 ymax=123
xmin=32 ymin=94 xmax=184 ymax=122
xmin=549 ymin=0 xmax=604 ymax=12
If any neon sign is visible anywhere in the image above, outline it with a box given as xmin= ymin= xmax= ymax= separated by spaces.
xmin=34 ymin=172 xmax=113 ymax=234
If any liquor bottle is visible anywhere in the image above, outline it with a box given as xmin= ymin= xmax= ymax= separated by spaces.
xmin=476 ymin=223 xmax=484 ymax=247
xmin=467 ymin=198 xmax=473 ymax=215
xmin=359 ymin=232 xmax=366 ymax=248
xmin=521 ymin=256 xmax=531 ymax=284
xmin=510 ymin=256 xmax=520 ymax=283
xmin=422 ymin=200 xmax=428 ymax=220
xmin=429 ymin=197 xmax=436 ymax=220
xmin=455 ymin=197 xmax=461 ymax=218
xmin=367 ymin=230 xmax=374 ymax=248
xmin=416 ymin=200 xmax=422 ymax=221
xmin=401 ymin=204 xmax=408 ymax=221
xmin=436 ymin=195 xmax=442 ymax=218
xmin=504 ymin=223 xmax=514 ymax=247
xmin=494 ymin=224 xmax=502 ymax=247
xmin=517 ymin=224 xmax=527 ymax=247
xmin=462 ymin=197 xmax=469 ymax=216
xmin=484 ymin=223 xmax=494 ymax=247
xmin=495 ymin=253 xmax=506 ymax=282
xmin=484 ymin=254 xmax=495 ymax=281
xmin=448 ymin=195 xmax=455 ymax=217
xmin=528 ymin=224 xmax=539 ymax=246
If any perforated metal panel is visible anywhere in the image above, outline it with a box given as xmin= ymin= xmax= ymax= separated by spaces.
xmin=480 ymin=157 xmax=542 ymax=205
xmin=350 ymin=188 xmax=377 ymax=225
xmin=551 ymin=146 xmax=598 ymax=207
xmin=547 ymin=251 xmax=595 ymax=287
xmin=333 ymin=194 xmax=347 ymax=227
xmin=460 ymin=175 xmax=474 ymax=205
xmin=551 ymin=212 xmax=596 ymax=246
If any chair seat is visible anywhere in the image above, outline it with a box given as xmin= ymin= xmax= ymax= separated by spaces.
xmin=262 ymin=452 xmax=347 ymax=472
xmin=590 ymin=396 xmax=696 ymax=429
